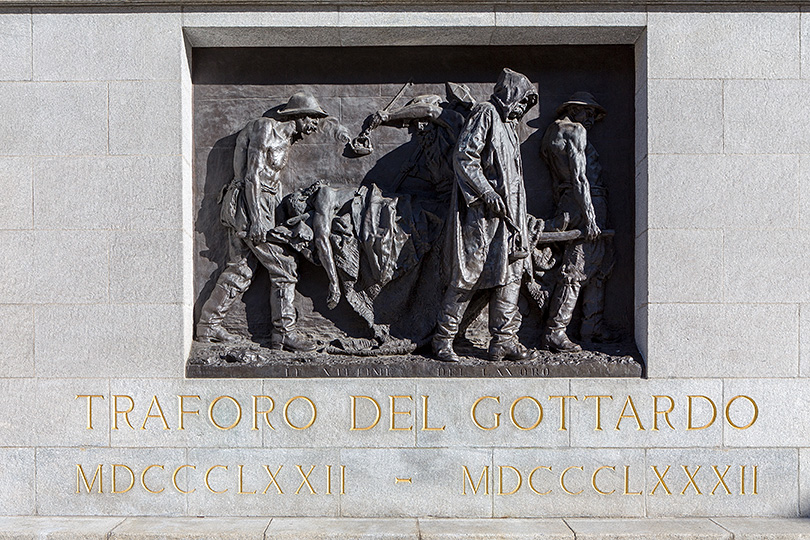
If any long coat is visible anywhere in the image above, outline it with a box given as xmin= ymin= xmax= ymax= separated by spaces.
xmin=446 ymin=99 xmax=532 ymax=291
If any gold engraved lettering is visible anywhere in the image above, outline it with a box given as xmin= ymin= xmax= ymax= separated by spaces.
xmin=650 ymin=465 xmax=672 ymax=495
xmin=326 ymin=465 xmax=332 ymax=495
xmin=252 ymin=396 xmax=275 ymax=431
xmin=652 ymin=395 xmax=676 ymax=431
xmin=238 ymin=464 xmax=256 ymax=495
xmin=350 ymin=395 xmax=380 ymax=431
xmin=76 ymin=464 xmax=103 ymax=493
xmin=498 ymin=465 xmax=522 ymax=495
xmin=741 ymin=465 xmax=746 ymax=495
xmin=592 ymin=465 xmax=616 ymax=495
xmin=549 ymin=395 xmax=577 ymax=431
xmin=528 ymin=466 xmax=552 ymax=495
xmin=725 ymin=395 xmax=759 ymax=430
xmin=395 ymin=477 xmax=412 ymax=484
xmin=615 ymin=396 xmax=644 ymax=431
xmin=172 ymin=464 xmax=196 ymax=494
xmin=681 ymin=465 xmax=702 ymax=495
xmin=687 ymin=395 xmax=717 ymax=430
xmin=471 ymin=396 xmax=500 ymax=430
xmin=208 ymin=395 xmax=242 ymax=431
xmin=178 ymin=395 xmax=200 ymax=430
xmin=262 ymin=465 xmax=284 ymax=495
xmin=421 ymin=395 xmax=445 ymax=431
xmin=76 ymin=395 xmax=104 ymax=430
xmin=560 ymin=466 xmax=583 ymax=495
xmin=113 ymin=395 xmax=135 ymax=430
xmin=141 ymin=395 xmax=170 ymax=431
xmin=284 ymin=396 xmax=317 ymax=430
xmin=711 ymin=465 xmax=731 ymax=495
xmin=295 ymin=465 xmax=317 ymax=494
xmin=112 ymin=464 xmax=134 ymax=494
xmin=624 ymin=465 xmax=641 ymax=495
xmin=509 ymin=396 xmax=543 ymax=431
xmin=462 ymin=465 xmax=489 ymax=495
xmin=584 ymin=395 xmax=612 ymax=431
xmin=141 ymin=464 xmax=164 ymax=494
xmin=340 ymin=465 xmax=346 ymax=495
xmin=753 ymin=465 xmax=758 ymax=495
xmin=389 ymin=395 xmax=413 ymax=431
xmin=205 ymin=465 xmax=228 ymax=494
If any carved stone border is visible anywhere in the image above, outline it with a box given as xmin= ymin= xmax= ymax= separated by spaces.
xmin=1 ymin=0 xmax=807 ymax=7
xmin=179 ymin=17 xmax=650 ymax=367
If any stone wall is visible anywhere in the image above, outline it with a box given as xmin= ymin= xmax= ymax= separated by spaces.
xmin=0 ymin=4 xmax=808 ymax=517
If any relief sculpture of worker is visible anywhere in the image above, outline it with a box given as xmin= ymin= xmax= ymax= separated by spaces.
xmin=433 ymin=68 xmax=539 ymax=363
xmin=540 ymin=92 xmax=617 ymax=352
xmin=195 ymin=92 xmax=328 ymax=352
xmin=368 ymin=82 xmax=475 ymax=201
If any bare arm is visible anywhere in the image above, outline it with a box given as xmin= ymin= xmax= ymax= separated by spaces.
xmin=565 ymin=126 xmax=600 ymax=240
xmin=242 ymin=121 xmax=280 ymax=243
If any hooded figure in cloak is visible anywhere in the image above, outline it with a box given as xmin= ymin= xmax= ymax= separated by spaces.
xmin=433 ymin=68 xmax=539 ymax=363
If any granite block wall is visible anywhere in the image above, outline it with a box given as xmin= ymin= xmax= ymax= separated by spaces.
xmin=0 ymin=4 xmax=807 ymax=517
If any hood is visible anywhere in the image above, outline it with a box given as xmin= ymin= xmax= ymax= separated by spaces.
xmin=490 ymin=68 xmax=538 ymax=121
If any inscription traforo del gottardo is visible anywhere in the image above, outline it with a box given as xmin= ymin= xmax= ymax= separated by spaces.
xmin=72 ymin=391 xmax=761 ymax=500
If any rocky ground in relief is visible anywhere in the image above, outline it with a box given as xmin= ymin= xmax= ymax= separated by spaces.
xmin=187 ymin=338 xmax=643 ymax=378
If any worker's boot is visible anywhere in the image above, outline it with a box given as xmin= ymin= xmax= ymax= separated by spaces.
xmin=269 ymin=283 xmax=317 ymax=353
xmin=487 ymin=281 xmax=528 ymax=362
xmin=489 ymin=339 xmax=536 ymax=362
xmin=580 ymin=281 xmax=620 ymax=343
xmin=579 ymin=281 xmax=603 ymax=342
xmin=544 ymin=328 xmax=581 ymax=353
xmin=433 ymin=287 xmax=472 ymax=362
xmin=432 ymin=337 xmax=460 ymax=363
xmin=196 ymin=283 xmax=242 ymax=343
xmin=543 ymin=283 xmax=582 ymax=353
xmin=488 ymin=282 xmax=534 ymax=361
xmin=455 ymin=290 xmax=488 ymax=350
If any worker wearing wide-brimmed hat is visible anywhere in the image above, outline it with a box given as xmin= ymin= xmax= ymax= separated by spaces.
xmin=540 ymin=91 xmax=616 ymax=353
xmin=554 ymin=91 xmax=607 ymax=124
xmin=196 ymin=91 xmax=328 ymax=352
xmin=367 ymin=82 xmax=475 ymax=198
xmin=277 ymin=91 xmax=329 ymax=119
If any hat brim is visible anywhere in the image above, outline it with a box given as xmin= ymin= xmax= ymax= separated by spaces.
xmin=278 ymin=108 xmax=328 ymax=118
xmin=556 ymin=101 xmax=606 ymax=120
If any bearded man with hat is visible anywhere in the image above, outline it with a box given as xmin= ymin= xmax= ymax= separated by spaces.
xmin=196 ymin=91 xmax=327 ymax=352
xmin=369 ymin=82 xmax=475 ymax=199
xmin=540 ymin=91 xmax=617 ymax=352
